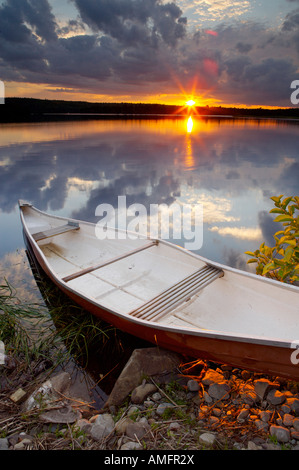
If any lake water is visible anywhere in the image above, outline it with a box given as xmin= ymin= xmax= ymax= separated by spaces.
xmin=0 ymin=115 xmax=298 ymax=395
xmin=1 ymin=116 xmax=299 ymax=295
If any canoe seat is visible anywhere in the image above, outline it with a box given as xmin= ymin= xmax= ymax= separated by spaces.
xmin=129 ymin=265 xmax=223 ymax=322
xmin=32 ymin=221 xmax=80 ymax=242
xmin=62 ymin=240 xmax=159 ymax=283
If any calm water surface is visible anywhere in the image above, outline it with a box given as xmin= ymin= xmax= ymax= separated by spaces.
xmin=0 ymin=116 xmax=298 ymax=396
xmin=0 ymin=116 xmax=299 ymax=302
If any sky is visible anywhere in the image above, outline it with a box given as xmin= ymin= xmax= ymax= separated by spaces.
xmin=1 ymin=0 xmax=299 ymax=107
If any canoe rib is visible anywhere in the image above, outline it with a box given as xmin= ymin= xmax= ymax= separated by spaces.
xmin=62 ymin=240 xmax=159 ymax=283
xmin=129 ymin=265 xmax=224 ymax=322
xmin=32 ymin=221 xmax=80 ymax=241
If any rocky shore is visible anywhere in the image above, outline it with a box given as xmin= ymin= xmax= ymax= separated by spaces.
xmin=1 ymin=346 xmax=299 ymax=451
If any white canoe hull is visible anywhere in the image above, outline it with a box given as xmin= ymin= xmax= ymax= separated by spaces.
xmin=19 ymin=201 xmax=299 ymax=380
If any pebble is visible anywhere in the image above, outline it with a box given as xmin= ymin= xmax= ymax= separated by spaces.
xmin=0 ymin=438 xmax=9 ymax=451
xmin=260 ymin=410 xmax=271 ymax=422
xmin=237 ymin=408 xmax=249 ymax=422
xmin=287 ymin=398 xmax=299 ymax=416
xmin=169 ymin=422 xmax=181 ymax=431
xmin=90 ymin=414 xmax=115 ymax=441
xmin=5 ymin=351 xmax=299 ymax=451
xmin=187 ymin=379 xmax=200 ymax=392
xmin=131 ymin=383 xmax=157 ymax=404
xmin=120 ymin=441 xmax=143 ymax=450
xmin=283 ymin=413 xmax=294 ymax=427
xmin=270 ymin=425 xmax=290 ymax=443
xmin=198 ymin=432 xmax=216 ymax=447
xmin=208 ymin=382 xmax=231 ymax=400
xmin=267 ymin=389 xmax=285 ymax=406
xmin=156 ymin=402 xmax=175 ymax=416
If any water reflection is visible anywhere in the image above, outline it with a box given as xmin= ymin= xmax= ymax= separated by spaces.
xmin=0 ymin=117 xmax=299 ymax=272
xmin=187 ymin=116 xmax=193 ymax=134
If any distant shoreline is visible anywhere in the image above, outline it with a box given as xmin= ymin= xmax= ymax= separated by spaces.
xmin=1 ymin=97 xmax=299 ymax=124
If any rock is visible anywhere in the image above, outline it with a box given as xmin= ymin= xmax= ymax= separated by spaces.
xmin=267 ymin=389 xmax=285 ymax=406
xmin=287 ymin=398 xmax=299 ymax=416
xmin=283 ymin=413 xmax=294 ymax=427
xmin=156 ymin=403 xmax=175 ymax=416
xmin=74 ymin=419 xmax=92 ymax=434
xmin=187 ymin=379 xmax=200 ymax=392
xmin=241 ymin=390 xmax=259 ymax=405
xmin=127 ymin=406 xmax=140 ymax=417
xmin=203 ymin=391 xmax=213 ymax=404
xmin=270 ymin=425 xmax=290 ymax=443
xmin=237 ymin=409 xmax=249 ymax=422
xmin=14 ymin=437 xmax=33 ymax=450
xmin=9 ymin=388 xmax=26 ymax=404
xmin=254 ymin=379 xmax=278 ymax=401
xmin=0 ymin=438 xmax=9 ymax=450
xmin=280 ymin=404 xmax=291 ymax=414
xmin=120 ymin=441 xmax=143 ymax=450
xmin=169 ymin=422 xmax=181 ymax=431
xmin=212 ymin=408 xmax=222 ymax=417
xmin=208 ymin=416 xmax=219 ymax=426
xmin=202 ymin=369 xmax=224 ymax=385
xmin=151 ymin=392 xmax=162 ymax=402
xmin=105 ymin=348 xmax=182 ymax=407
xmin=255 ymin=420 xmax=269 ymax=432
xmin=241 ymin=384 xmax=259 ymax=405
xmin=90 ymin=413 xmax=115 ymax=441
xmin=208 ymin=382 xmax=230 ymax=400
xmin=247 ymin=441 xmax=263 ymax=450
xmin=50 ymin=371 xmax=72 ymax=395
xmin=131 ymin=383 xmax=157 ymax=404
xmin=23 ymin=372 xmax=71 ymax=411
xmin=115 ymin=417 xmax=134 ymax=435
xmin=293 ymin=418 xmax=299 ymax=431
xmin=198 ymin=432 xmax=216 ymax=447
xmin=259 ymin=410 xmax=271 ymax=423
xmin=40 ymin=405 xmax=81 ymax=424
xmin=126 ymin=421 xmax=150 ymax=440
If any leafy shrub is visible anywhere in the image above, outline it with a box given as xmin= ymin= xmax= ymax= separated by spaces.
xmin=245 ymin=195 xmax=299 ymax=284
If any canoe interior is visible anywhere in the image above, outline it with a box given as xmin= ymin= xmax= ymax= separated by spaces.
xmin=20 ymin=204 xmax=299 ymax=347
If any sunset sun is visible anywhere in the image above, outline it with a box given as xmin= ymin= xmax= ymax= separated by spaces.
xmin=186 ymin=100 xmax=196 ymax=107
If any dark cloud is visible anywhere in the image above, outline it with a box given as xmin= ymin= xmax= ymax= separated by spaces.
xmin=282 ymin=7 xmax=299 ymax=31
xmin=235 ymin=42 xmax=252 ymax=54
xmin=72 ymin=0 xmax=186 ymax=47
xmin=0 ymin=0 xmax=57 ymax=43
xmin=0 ymin=0 xmax=298 ymax=106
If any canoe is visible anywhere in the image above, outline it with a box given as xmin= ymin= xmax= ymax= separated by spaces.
xmin=19 ymin=201 xmax=299 ymax=380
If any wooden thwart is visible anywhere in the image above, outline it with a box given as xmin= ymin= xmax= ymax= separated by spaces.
xmin=32 ymin=222 xmax=79 ymax=242
xmin=130 ymin=265 xmax=224 ymax=322
xmin=62 ymin=240 xmax=159 ymax=283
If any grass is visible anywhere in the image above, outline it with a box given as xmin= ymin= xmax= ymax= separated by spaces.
xmin=0 ymin=270 xmax=120 ymax=374
xmin=0 ymin=281 xmax=55 ymax=365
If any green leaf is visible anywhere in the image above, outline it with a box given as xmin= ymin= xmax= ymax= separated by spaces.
xmin=247 ymin=258 xmax=258 ymax=264
xmin=262 ymin=262 xmax=275 ymax=275
xmin=244 ymin=251 xmax=255 ymax=256
xmin=270 ymin=208 xmax=285 ymax=214
xmin=284 ymin=239 xmax=297 ymax=247
xmin=271 ymin=195 xmax=283 ymax=204
xmin=274 ymin=215 xmax=294 ymax=223
xmin=282 ymin=196 xmax=293 ymax=209
xmin=284 ymin=246 xmax=294 ymax=263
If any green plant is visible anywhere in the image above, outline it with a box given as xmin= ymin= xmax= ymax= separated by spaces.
xmin=245 ymin=195 xmax=299 ymax=284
